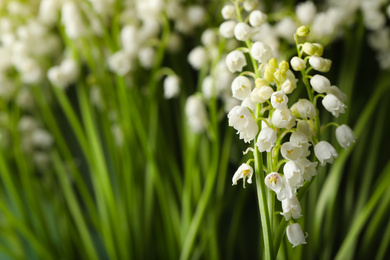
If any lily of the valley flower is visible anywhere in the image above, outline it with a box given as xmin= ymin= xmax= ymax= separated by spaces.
xmin=228 ymin=106 xmax=259 ymax=143
xmin=231 ymin=76 xmax=252 ymax=100
xmin=281 ymin=142 xmax=305 ymax=161
xmin=281 ymin=195 xmax=302 ymax=221
xmin=272 ymin=108 xmax=295 ymax=129
xmin=314 ymin=141 xmax=338 ymax=166
xmin=336 ymin=124 xmax=356 ymax=150
xmin=310 ymin=74 xmax=330 ymax=93
xmin=251 ymin=41 xmax=273 ymax=64
xmin=286 ymin=223 xmax=307 ymax=248
xmin=256 ymin=127 xmax=277 ymax=152
xmin=232 ymin=163 xmax=254 ymax=188
xmin=322 ymin=94 xmax=346 ymax=118
xmin=271 ymin=91 xmax=289 ymax=109
xmin=226 ymin=50 xmax=247 ymax=73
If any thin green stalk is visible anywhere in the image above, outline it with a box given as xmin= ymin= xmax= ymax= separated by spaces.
xmin=51 ymin=151 xmax=99 ymax=260
xmin=78 ymin=85 xmax=121 ymax=260
xmin=335 ymin=160 xmax=390 ymax=260
xmin=254 ymin=104 xmax=274 ymax=260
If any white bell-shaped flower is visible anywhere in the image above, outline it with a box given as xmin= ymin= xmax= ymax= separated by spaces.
xmin=234 ymin=22 xmax=253 ymax=41
xmin=314 ymin=141 xmax=338 ymax=166
xmin=251 ymin=42 xmax=273 ymax=64
xmin=264 ymin=172 xmax=284 ymax=193
xmin=297 ymin=120 xmax=315 ymax=139
xmin=281 ymin=70 xmax=298 ymax=94
xmin=241 ymin=97 xmax=257 ymax=111
xmin=290 ymin=131 xmax=311 ymax=157
xmin=291 ymin=99 xmax=316 ymax=119
xmin=283 ymin=160 xmax=304 ymax=190
xmin=272 ymin=108 xmax=294 ymax=129
xmin=322 ymin=94 xmax=346 ymax=118
xmin=271 ymin=91 xmax=289 ymax=109
xmin=336 ymin=124 xmax=356 ymax=150
xmin=281 ymin=142 xmax=305 ymax=161
xmin=250 ymin=86 xmax=274 ymax=103
xmin=232 ymin=163 xmax=253 ymax=188
xmin=297 ymin=158 xmax=318 ymax=181
xmin=286 ymin=223 xmax=307 ymax=248
xmin=256 ymin=127 xmax=277 ymax=152
xmin=281 ymin=195 xmax=302 ymax=221
xmin=310 ymin=74 xmax=330 ymax=93
xmin=231 ymin=76 xmax=252 ymax=100
xmin=226 ymin=50 xmax=247 ymax=73
xmin=249 ymin=10 xmax=267 ymax=27
xmin=228 ymin=106 xmax=258 ymax=143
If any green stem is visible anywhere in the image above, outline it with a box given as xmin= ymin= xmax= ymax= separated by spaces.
xmin=254 ymin=104 xmax=274 ymax=260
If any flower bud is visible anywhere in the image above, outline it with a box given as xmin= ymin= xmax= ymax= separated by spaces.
xmin=302 ymin=42 xmax=318 ymax=56
xmin=309 ymin=56 xmax=326 ymax=71
xmin=290 ymin=56 xmax=306 ymax=71
xmin=264 ymin=65 xmax=276 ymax=83
xmin=274 ymin=70 xmax=287 ymax=83
xmin=279 ymin=60 xmax=289 ymax=71
xmin=255 ymin=78 xmax=269 ymax=88
xmin=310 ymin=74 xmax=330 ymax=93
xmin=268 ymin=57 xmax=278 ymax=68
xmin=296 ymin=25 xmax=310 ymax=37
xmin=313 ymin=43 xmax=324 ymax=56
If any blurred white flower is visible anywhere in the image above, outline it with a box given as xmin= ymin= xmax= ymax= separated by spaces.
xmin=249 ymin=10 xmax=267 ymax=27
xmin=164 ymin=75 xmax=180 ymax=99
xmin=188 ymin=46 xmax=208 ymax=70
xmin=296 ymin=1 xmax=317 ymax=25
xmin=221 ymin=5 xmax=236 ymax=20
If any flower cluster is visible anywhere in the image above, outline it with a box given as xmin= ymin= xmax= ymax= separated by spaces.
xmin=223 ymin=1 xmax=356 ymax=248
